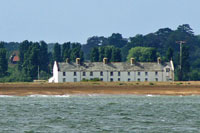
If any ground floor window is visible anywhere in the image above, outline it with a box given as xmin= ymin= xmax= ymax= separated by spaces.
xmin=110 ymin=78 xmax=113 ymax=82
xmin=155 ymin=78 xmax=158 ymax=82
xmin=145 ymin=78 xmax=148 ymax=82
xmin=63 ymin=78 xmax=66 ymax=82
xmin=118 ymin=78 xmax=120 ymax=81
xmin=137 ymin=78 xmax=140 ymax=82
xmin=128 ymin=78 xmax=131 ymax=82
xmin=100 ymin=78 xmax=103 ymax=81
xmin=74 ymin=78 xmax=77 ymax=82
xmin=82 ymin=72 xmax=86 ymax=76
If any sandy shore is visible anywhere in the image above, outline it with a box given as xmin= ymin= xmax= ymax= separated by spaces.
xmin=1 ymin=81 xmax=200 ymax=96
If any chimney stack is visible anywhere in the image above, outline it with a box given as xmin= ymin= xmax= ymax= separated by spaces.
xmin=157 ymin=57 xmax=161 ymax=64
xmin=76 ymin=58 xmax=80 ymax=65
xmin=130 ymin=58 xmax=135 ymax=65
xmin=103 ymin=58 xmax=108 ymax=64
xmin=66 ymin=58 xmax=69 ymax=63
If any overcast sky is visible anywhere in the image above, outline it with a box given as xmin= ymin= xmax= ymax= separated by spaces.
xmin=0 ymin=0 xmax=199 ymax=44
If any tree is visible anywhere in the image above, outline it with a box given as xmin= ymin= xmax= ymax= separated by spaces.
xmin=0 ymin=46 xmax=8 ymax=77
xmin=98 ymin=47 xmax=105 ymax=62
xmin=166 ymin=47 xmax=174 ymax=61
xmin=62 ymin=42 xmax=71 ymax=61
xmin=70 ymin=43 xmax=84 ymax=62
xmin=39 ymin=41 xmax=49 ymax=73
xmin=53 ymin=43 xmax=62 ymax=62
xmin=90 ymin=47 xmax=99 ymax=62
xmin=111 ymin=48 xmax=121 ymax=62
xmin=127 ymin=47 xmax=157 ymax=62
xmin=180 ymin=45 xmax=190 ymax=81
xmin=107 ymin=33 xmax=128 ymax=48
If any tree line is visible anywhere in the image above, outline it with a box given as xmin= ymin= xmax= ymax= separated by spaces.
xmin=0 ymin=24 xmax=200 ymax=81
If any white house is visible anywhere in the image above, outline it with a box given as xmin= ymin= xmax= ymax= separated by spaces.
xmin=49 ymin=58 xmax=174 ymax=83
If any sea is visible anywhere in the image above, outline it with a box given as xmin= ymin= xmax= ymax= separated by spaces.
xmin=0 ymin=95 xmax=200 ymax=133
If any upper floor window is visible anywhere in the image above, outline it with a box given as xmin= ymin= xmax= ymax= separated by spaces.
xmin=166 ymin=68 xmax=170 ymax=72
xmin=118 ymin=72 xmax=120 ymax=76
xmin=63 ymin=72 xmax=66 ymax=76
xmin=145 ymin=72 xmax=148 ymax=76
xmin=128 ymin=72 xmax=130 ymax=76
xmin=90 ymin=72 xmax=93 ymax=76
xmin=74 ymin=72 xmax=77 ymax=76
xmin=100 ymin=71 xmax=103 ymax=76
xmin=155 ymin=71 xmax=158 ymax=76
xmin=138 ymin=72 xmax=140 ymax=76
xmin=110 ymin=72 xmax=113 ymax=76
xmin=82 ymin=72 xmax=86 ymax=76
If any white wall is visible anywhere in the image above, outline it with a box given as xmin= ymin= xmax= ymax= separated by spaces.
xmin=57 ymin=70 xmax=173 ymax=82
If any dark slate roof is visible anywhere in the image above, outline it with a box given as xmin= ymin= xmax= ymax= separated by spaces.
xmin=57 ymin=62 xmax=172 ymax=72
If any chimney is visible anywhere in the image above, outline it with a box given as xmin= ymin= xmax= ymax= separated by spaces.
xmin=103 ymin=58 xmax=108 ymax=64
xmin=157 ymin=57 xmax=161 ymax=64
xmin=130 ymin=58 xmax=135 ymax=65
xmin=66 ymin=58 xmax=69 ymax=63
xmin=76 ymin=58 xmax=80 ymax=65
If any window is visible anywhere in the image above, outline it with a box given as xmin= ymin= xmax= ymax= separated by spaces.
xmin=138 ymin=72 xmax=140 ymax=76
xmin=118 ymin=78 xmax=120 ymax=81
xmin=145 ymin=72 xmax=148 ymax=76
xmin=155 ymin=71 xmax=158 ymax=76
xmin=128 ymin=72 xmax=130 ymax=76
xmin=155 ymin=78 xmax=158 ymax=82
xmin=63 ymin=78 xmax=66 ymax=82
xmin=90 ymin=72 xmax=93 ymax=76
xmin=82 ymin=72 xmax=86 ymax=76
xmin=166 ymin=68 xmax=170 ymax=72
xmin=128 ymin=78 xmax=131 ymax=82
xmin=145 ymin=78 xmax=148 ymax=82
xmin=63 ymin=72 xmax=66 ymax=76
xmin=100 ymin=71 xmax=103 ymax=76
xmin=110 ymin=72 xmax=113 ymax=76
xmin=74 ymin=78 xmax=77 ymax=82
xmin=137 ymin=78 xmax=140 ymax=82
xmin=110 ymin=78 xmax=113 ymax=82
xmin=74 ymin=72 xmax=77 ymax=76
xmin=100 ymin=78 xmax=103 ymax=81
xmin=118 ymin=72 xmax=120 ymax=76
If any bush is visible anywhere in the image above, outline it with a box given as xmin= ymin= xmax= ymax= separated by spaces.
xmin=149 ymin=82 xmax=154 ymax=85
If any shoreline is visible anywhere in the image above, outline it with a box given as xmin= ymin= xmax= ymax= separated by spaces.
xmin=1 ymin=81 xmax=200 ymax=96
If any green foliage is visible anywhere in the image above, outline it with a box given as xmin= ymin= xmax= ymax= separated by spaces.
xmin=0 ymin=46 xmax=8 ymax=77
xmin=62 ymin=42 xmax=71 ymax=61
xmin=53 ymin=43 xmax=62 ymax=62
xmin=90 ymin=47 xmax=99 ymax=62
xmin=127 ymin=47 xmax=157 ymax=62
xmin=90 ymin=46 xmax=121 ymax=62
xmin=18 ymin=41 xmax=50 ymax=81
xmin=81 ymin=78 xmax=101 ymax=82
xmin=149 ymin=82 xmax=154 ymax=85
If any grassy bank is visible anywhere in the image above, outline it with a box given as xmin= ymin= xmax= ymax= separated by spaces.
xmin=0 ymin=81 xmax=200 ymax=96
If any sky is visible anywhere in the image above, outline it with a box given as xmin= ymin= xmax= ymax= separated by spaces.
xmin=0 ymin=0 xmax=200 ymax=44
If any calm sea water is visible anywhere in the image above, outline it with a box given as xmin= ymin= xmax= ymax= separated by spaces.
xmin=0 ymin=95 xmax=200 ymax=133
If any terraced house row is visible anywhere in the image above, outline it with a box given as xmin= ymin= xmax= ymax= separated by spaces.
xmin=49 ymin=58 xmax=174 ymax=83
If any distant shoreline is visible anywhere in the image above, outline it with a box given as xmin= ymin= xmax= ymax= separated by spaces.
xmin=0 ymin=81 xmax=200 ymax=96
